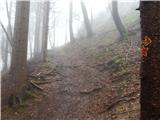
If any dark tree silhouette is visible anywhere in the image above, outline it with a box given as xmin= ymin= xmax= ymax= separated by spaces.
xmin=140 ymin=1 xmax=160 ymax=119
xmin=80 ymin=0 xmax=93 ymax=38
xmin=69 ymin=0 xmax=75 ymax=42
xmin=41 ymin=1 xmax=50 ymax=62
xmin=112 ymin=1 xmax=127 ymax=40
xmin=34 ymin=2 xmax=42 ymax=58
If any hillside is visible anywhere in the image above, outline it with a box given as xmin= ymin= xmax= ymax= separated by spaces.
xmin=2 ymin=30 xmax=141 ymax=120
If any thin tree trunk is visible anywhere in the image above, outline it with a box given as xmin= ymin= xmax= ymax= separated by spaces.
xmin=90 ymin=7 xmax=93 ymax=26
xmin=80 ymin=0 xmax=93 ymax=38
xmin=41 ymin=1 xmax=50 ymax=62
xmin=9 ymin=1 xmax=30 ymax=105
xmin=0 ymin=21 xmax=12 ymax=46
xmin=34 ymin=2 xmax=42 ymax=58
xmin=1 ymin=35 xmax=8 ymax=73
xmin=49 ymin=33 xmax=53 ymax=48
xmin=65 ymin=16 xmax=68 ymax=44
xmin=111 ymin=1 xmax=127 ymax=40
xmin=53 ymin=11 xmax=56 ymax=47
xmin=6 ymin=0 xmax=13 ymax=40
xmin=29 ymin=33 xmax=33 ymax=59
xmin=69 ymin=0 xmax=75 ymax=42
xmin=140 ymin=1 xmax=160 ymax=119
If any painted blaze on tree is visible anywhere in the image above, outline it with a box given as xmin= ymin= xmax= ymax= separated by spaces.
xmin=140 ymin=1 xmax=160 ymax=119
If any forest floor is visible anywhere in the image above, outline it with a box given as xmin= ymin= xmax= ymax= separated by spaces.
xmin=2 ymin=32 xmax=141 ymax=120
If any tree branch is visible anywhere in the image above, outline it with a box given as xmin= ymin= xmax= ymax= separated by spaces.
xmin=0 ymin=21 xmax=13 ymax=47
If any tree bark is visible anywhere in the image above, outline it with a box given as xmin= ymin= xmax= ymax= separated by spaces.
xmin=140 ymin=1 xmax=160 ymax=119
xmin=69 ymin=0 xmax=75 ymax=42
xmin=41 ymin=1 xmax=50 ymax=62
xmin=9 ymin=1 xmax=30 ymax=105
xmin=111 ymin=1 xmax=127 ymax=40
xmin=80 ymin=0 xmax=93 ymax=38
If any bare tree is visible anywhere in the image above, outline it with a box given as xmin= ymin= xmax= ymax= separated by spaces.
xmin=80 ymin=0 xmax=93 ymax=38
xmin=34 ymin=2 xmax=42 ymax=59
xmin=6 ymin=0 xmax=13 ymax=40
xmin=69 ymin=0 xmax=75 ymax=42
xmin=0 ymin=1 xmax=13 ymax=73
xmin=41 ymin=1 xmax=50 ymax=62
xmin=9 ymin=1 xmax=30 ymax=105
xmin=65 ymin=15 xmax=68 ymax=44
xmin=140 ymin=1 xmax=160 ymax=119
xmin=0 ymin=21 xmax=12 ymax=46
xmin=90 ymin=7 xmax=93 ymax=26
xmin=111 ymin=1 xmax=127 ymax=40
xmin=1 ymin=35 xmax=8 ymax=72
xmin=53 ymin=11 xmax=56 ymax=47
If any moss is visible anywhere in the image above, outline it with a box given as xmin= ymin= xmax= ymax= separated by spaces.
xmin=19 ymin=90 xmax=35 ymax=108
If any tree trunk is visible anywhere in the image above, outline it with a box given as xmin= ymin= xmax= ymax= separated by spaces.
xmin=34 ymin=2 xmax=42 ymax=58
xmin=65 ymin=15 xmax=68 ymax=44
xmin=53 ymin=12 xmax=56 ymax=47
xmin=6 ymin=0 xmax=13 ymax=40
xmin=1 ymin=34 xmax=8 ymax=73
xmin=90 ymin=7 xmax=93 ymax=26
xmin=80 ymin=0 xmax=93 ymax=38
xmin=112 ymin=1 xmax=127 ymax=40
xmin=140 ymin=1 xmax=160 ymax=119
xmin=3 ymin=32 xmax=8 ymax=72
xmin=69 ymin=0 xmax=75 ymax=42
xmin=41 ymin=1 xmax=50 ymax=62
xmin=9 ymin=1 xmax=30 ymax=105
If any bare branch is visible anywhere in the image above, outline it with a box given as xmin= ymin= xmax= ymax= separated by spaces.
xmin=0 ymin=21 xmax=13 ymax=47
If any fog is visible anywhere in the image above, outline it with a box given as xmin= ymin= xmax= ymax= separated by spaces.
xmin=0 ymin=0 xmax=139 ymax=72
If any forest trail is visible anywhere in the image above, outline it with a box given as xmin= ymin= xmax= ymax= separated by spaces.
xmin=2 ymin=34 xmax=140 ymax=120
xmin=27 ymin=44 xmax=113 ymax=120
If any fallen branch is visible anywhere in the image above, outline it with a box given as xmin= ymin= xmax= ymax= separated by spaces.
xmin=80 ymin=86 xmax=103 ymax=94
xmin=106 ymin=97 xmax=128 ymax=111
xmin=106 ymin=95 xmax=139 ymax=111
xmin=28 ymin=81 xmax=44 ymax=91
xmin=31 ymin=80 xmax=52 ymax=85
xmin=45 ymin=68 xmax=56 ymax=75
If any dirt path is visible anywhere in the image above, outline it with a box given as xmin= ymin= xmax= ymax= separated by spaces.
xmin=37 ymin=48 xmax=111 ymax=120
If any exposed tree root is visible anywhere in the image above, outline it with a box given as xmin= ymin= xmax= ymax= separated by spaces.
xmin=28 ymin=81 xmax=44 ymax=91
xmin=80 ymin=86 xmax=103 ymax=94
xmin=106 ymin=95 xmax=139 ymax=111
xmin=31 ymin=80 xmax=52 ymax=85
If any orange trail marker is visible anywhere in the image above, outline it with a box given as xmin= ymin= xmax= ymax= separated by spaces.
xmin=143 ymin=36 xmax=152 ymax=46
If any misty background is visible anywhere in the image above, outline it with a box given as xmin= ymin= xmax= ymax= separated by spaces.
xmin=0 ymin=0 xmax=139 ymax=72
